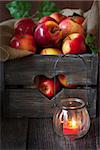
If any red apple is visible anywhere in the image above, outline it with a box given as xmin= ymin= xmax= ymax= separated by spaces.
xmin=40 ymin=48 xmax=62 ymax=55
xmin=58 ymin=74 xmax=77 ymax=88
xmin=34 ymin=21 xmax=62 ymax=48
xmin=14 ymin=18 xmax=36 ymax=35
xmin=59 ymin=17 xmax=84 ymax=38
xmin=62 ymin=33 xmax=87 ymax=54
xmin=67 ymin=16 xmax=84 ymax=25
xmin=35 ymin=75 xmax=61 ymax=98
xmin=10 ymin=34 xmax=36 ymax=53
xmin=38 ymin=16 xmax=57 ymax=24
xmin=70 ymin=13 xmax=85 ymax=25
xmin=50 ymin=12 xmax=66 ymax=24
xmin=71 ymin=16 xmax=84 ymax=25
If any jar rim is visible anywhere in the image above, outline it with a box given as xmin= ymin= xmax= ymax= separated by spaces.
xmin=59 ymin=98 xmax=86 ymax=110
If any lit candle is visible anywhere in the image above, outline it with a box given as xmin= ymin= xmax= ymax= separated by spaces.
xmin=63 ymin=118 xmax=78 ymax=135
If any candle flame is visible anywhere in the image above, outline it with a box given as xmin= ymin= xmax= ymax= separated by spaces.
xmin=67 ymin=118 xmax=78 ymax=129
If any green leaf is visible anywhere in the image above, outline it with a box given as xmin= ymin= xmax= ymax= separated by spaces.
xmin=6 ymin=0 xmax=61 ymax=20
xmin=85 ymin=34 xmax=100 ymax=53
xmin=85 ymin=34 xmax=95 ymax=45
xmin=6 ymin=0 xmax=32 ymax=18
xmin=33 ymin=0 xmax=61 ymax=21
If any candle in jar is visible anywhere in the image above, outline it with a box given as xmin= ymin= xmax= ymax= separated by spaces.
xmin=63 ymin=118 xmax=78 ymax=135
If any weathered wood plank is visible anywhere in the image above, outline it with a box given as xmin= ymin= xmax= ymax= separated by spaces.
xmin=0 ymin=63 xmax=4 ymax=115
xmin=0 ymin=63 xmax=4 ymax=90
xmin=28 ymin=118 xmax=66 ymax=150
xmin=95 ymin=61 xmax=100 ymax=150
xmin=4 ymin=54 xmax=98 ymax=85
xmin=1 ymin=118 xmax=28 ymax=150
xmin=0 ymin=63 xmax=4 ymax=149
xmin=95 ymin=117 xmax=100 ymax=150
xmin=4 ymin=88 xmax=96 ymax=118
xmin=28 ymin=118 xmax=96 ymax=150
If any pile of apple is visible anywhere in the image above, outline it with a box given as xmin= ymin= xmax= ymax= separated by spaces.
xmin=10 ymin=12 xmax=87 ymax=55
xmin=10 ymin=12 xmax=87 ymax=99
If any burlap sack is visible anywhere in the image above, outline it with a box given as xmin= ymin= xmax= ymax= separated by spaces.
xmin=0 ymin=0 xmax=99 ymax=62
xmin=0 ymin=19 xmax=33 ymax=62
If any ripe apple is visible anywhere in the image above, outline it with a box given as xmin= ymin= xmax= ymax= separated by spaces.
xmin=58 ymin=74 xmax=77 ymax=88
xmin=10 ymin=34 xmax=36 ymax=53
xmin=34 ymin=20 xmax=62 ymax=48
xmin=38 ymin=16 xmax=57 ymax=24
xmin=50 ymin=12 xmax=66 ymax=24
xmin=40 ymin=48 xmax=62 ymax=55
xmin=59 ymin=18 xmax=84 ymax=38
xmin=35 ymin=75 xmax=61 ymax=98
xmin=68 ymin=13 xmax=85 ymax=25
xmin=71 ymin=15 xmax=85 ymax=25
xmin=62 ymin=33 xmax=87 ymax=54
xmin=14 ymin=18 xmax=36 ymax=35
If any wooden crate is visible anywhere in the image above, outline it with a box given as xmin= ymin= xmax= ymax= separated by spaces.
xmin=2 ymin=54 xmax=98 ymax=118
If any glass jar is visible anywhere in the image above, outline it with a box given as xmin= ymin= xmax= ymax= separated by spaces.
xmin=53 ymin=98 xmax=90 ymax=139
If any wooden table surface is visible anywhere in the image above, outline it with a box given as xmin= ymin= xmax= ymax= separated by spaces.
xmin=0 ymin=117 xmax=100 ymax=150
xmin=0 ymin=63 xmax=100 ymax=150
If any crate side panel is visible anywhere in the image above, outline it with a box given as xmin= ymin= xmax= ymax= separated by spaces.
xmin=4 ymin=88 xmax=96 ymax=118
xmin=4 ymin=54 xmax=98 ymax=85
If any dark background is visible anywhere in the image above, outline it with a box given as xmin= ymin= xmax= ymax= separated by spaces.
xmin=0 ymin=0 xmax=93 ymax=22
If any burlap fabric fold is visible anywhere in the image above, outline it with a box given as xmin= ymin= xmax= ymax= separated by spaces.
xmin=0 ymin=19 xmax=33 ymax=62
xmin=0 ymin=0 xmax=99 ymax=62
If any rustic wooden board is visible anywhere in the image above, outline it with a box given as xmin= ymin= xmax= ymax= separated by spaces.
xmin=4 ymin=54 xmax=98 ymax=85
xmin=1 ymin=118 xmax=98 ymax=150
xmin=0 ymin=63 xmax=3 ymax=149
xmin=3 ymin=88 xmax=97 ymax=118
xmin=0 ymin=63 xmax=4 ymax=148
xmin=28 ymin=118 xmax=97 ymax=150
xmin=28 ymin=118 xmax=68 ymax=150
xmin=3 ymin=54 xmax=98 ymax=118
xmin=95 ymin=117 xmax=100 ymax=150
xmin=1 ymin=118 xmax=28 ymax=150
xmin=95 ymin=62 xmax=100 ymax=149
xmin=0 ymin=63 xmax=4 ymax=110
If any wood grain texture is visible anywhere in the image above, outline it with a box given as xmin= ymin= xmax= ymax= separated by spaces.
xmin=95 ymin=61 xmax=100 ymax=149
xmin=0 ymin=63 xmax=4 ymax=149
xmin=0 ymin=118 xmax=99 ymax=150
xmin=28 ymin=118 xmax=67 ymax=150
xmin=95 ymin=117 xmax=100 ymax=150
xmin=4 ymin=88 xmax=97 ymax=118
xmin=96 ymin=2 xmax=100 ymax=149
xmin=1 ymin=118 xmax=28 ymax=150
xmin=0 ymin=118 xmax=98 ymax=150
xmin=0 ymin=63 xmax=4 ymax=113
xmin=28 ymin=118 xmax=97 ymax=150
xmin=5 ymin=54 xmax=98 ymax=86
